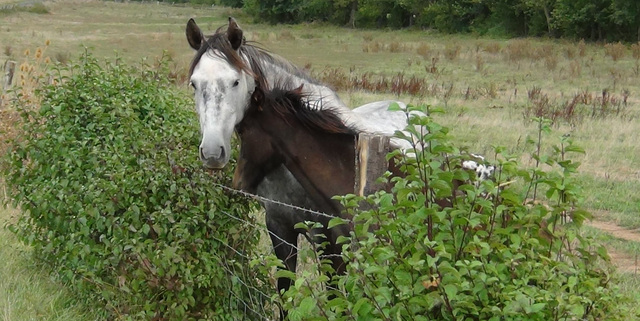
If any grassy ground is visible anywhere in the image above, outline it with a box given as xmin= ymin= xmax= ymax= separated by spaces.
xmin=0 ymin=206 xmax=102 ymax=321
xmin=1 ymin=0 xmax=639 ymax=318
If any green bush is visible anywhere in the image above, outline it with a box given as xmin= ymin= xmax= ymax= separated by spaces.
xmin=2 ymin=51 xmax=270 ymax=320
xmin=274 ymin=107 xmax=631 ymax=320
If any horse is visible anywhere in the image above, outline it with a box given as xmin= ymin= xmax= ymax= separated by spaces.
xmin=232 ymin=83 xmax=359 ymax=285
xmin=233 ymin=84 xmax=357 ymax=215
xmin=186 ymin=17 xmax=413 ymax=170
xmin=185 ymin=17 xmax=418 ymax=302
xmin=232 ymin=80 xmax=497 ymax=281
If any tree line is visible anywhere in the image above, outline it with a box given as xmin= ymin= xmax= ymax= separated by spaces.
xmin=169 ymin=0 xmax=639 ymax=42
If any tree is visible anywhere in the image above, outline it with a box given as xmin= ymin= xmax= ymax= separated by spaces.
xmin=608 ymin=0 xmax=640 ymax=41
xmin=522 ymin=0 xmax=556 ymax=36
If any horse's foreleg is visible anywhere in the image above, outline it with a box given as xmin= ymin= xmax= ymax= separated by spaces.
xmin=317 ymin=227 xmax=348 ymax=300
xmin=266 ymin=220 xmax=298 ymax=321
xmin=268 ymin=229 xmax=298 ymax=293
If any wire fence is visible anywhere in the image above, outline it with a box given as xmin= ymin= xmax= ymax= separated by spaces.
xmin=206 ymin=180 xmax=345 ymax=320
xmin=202 ymin=155 xmax=500 ymax=319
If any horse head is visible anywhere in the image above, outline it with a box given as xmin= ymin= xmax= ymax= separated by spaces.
xmin=186 ymin=17 xmax=255 ymax=169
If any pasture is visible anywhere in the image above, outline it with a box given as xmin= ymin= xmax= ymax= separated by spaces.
xmin=1 ymin=0 xmax=639 ymax=318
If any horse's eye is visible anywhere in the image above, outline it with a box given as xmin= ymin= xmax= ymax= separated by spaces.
xmin=232 ymin=79 xmax=240 ymax=87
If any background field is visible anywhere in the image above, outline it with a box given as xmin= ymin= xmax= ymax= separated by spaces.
xmin=1 ymin=0 xmax=639 ymax=319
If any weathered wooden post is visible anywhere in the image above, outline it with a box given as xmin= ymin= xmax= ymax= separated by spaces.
xmin=1 ymin=60 xmax=16 ymax=108
xmin=3 ymin=60 xmax=15 ymax=90
xmin=354 ymin=133 xmax=391 ymax=197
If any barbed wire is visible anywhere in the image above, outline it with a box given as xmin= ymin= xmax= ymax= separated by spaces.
xmin=212 ymin=181 xmax=341 ymax=221
xmin=201 ymin=160 xmax=497 ymax=319
xmin=208 ymin=181 xmax=351 ymax=320
xmin=211 ymin=181 xmax=349 ymax=258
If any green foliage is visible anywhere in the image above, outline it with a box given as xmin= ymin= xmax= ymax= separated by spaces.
xmin=2 ymin=51 xmax=270 ymax=320
xmin=0 ymin=2 xmax=49 ymax=15
xmin=274 ymin=107 xmax=631 ymax=320
xmin=216 ymin=0 xmax=244 ymax=8
xmin=421 ymin=0 xmax=486 ymax=33
xmin=242 ymin=0 xmax=302 ymax=24
xmin=244 ymin=0 xmax=640 ymax=41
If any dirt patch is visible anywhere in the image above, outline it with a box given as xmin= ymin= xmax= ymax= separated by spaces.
xmin=586 ymin=220 xmax=640 ymax=243
xmin=586 ymin=219 xmax=640 ymax=274
xmin=606 ymin=248 xmax=639 ymax=274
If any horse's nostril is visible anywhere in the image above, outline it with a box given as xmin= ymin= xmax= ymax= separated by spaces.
xmin=200 ymin=146 xmax=226 ymax=162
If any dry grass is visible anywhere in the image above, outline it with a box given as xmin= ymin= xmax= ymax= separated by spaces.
xmin=632 ymin=42 xmax=640 ymax=60
xmin=578 ymin=39 xmax=587 ymax=57
xmin=505 ymin=39 xmax=532 ymax=62
xmin=565 ymin=46 xmax=576 ymax=59
xmin=278 ymin=29 xmax=295 ymax=41
xmin=474 ymin=54 xmax=484 ymax=72
xmin=444 ymin=42 xmax=461 ymax=61
xmin=544 ymin=52 xmax=558 ymax=71
xmin=569 ymin=60 xmax=582 ymax=77
xmin=416 ymin=42 xmax=430 ymax=59
xmin=483 ymin=41 xmax=501 ymax=54
xmin=604 ymin=42 xmax=626 ymax=62
xmin=362 ymin=40 xmax=411 ymax=54
xmin=389 ymin=41 xmax=401 ymax=53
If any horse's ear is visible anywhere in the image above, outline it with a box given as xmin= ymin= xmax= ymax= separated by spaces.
xmin=252 ymin=87 xmax=265 ymax=111
xmin=227 ymin=17 xmax=243 ymax=51
xmin=186 ymin=18 xmax=204 ymax=50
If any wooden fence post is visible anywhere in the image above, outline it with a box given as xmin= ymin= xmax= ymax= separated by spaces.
xmin=3 ymin=60 xmax=15 ymax=90
xmin=1 ymin=60 xmax=16 ymax=108
xmin=355 ymin=133 xmax=390 ymax=197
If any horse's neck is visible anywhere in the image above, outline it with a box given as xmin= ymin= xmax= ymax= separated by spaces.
xmin=255 ymin=57 xmax=350 ymax=112
xmin=266 ymin=112 xmax=355 ymax=213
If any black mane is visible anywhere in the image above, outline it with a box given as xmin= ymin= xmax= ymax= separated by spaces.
xmin=261 ymin=82 xmax=357 ymax=136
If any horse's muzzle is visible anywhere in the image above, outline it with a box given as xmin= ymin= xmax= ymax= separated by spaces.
xmin=199 ymin=145 xmax=228 ymax=169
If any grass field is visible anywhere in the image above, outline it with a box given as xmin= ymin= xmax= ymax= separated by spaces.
xmin=0 ymin=206 xmax=103 ymax=321
xmin=1 ymin=0 xmax=639 ymax=319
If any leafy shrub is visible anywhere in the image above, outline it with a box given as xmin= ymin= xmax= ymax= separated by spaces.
xmin=2 ymin=51 xmax=270 ymax=320
xmin=271 ymin=106 xmax=630 ymax=320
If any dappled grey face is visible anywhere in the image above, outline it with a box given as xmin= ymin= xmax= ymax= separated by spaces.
xmin=190 ymin=51 xmax=253 ymax=169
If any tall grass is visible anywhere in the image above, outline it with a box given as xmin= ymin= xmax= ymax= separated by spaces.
xmin=0 ymin=207 xmax=102 ymax=321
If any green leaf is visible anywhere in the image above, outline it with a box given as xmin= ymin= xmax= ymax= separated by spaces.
xmin=352 ymin=298 xmax=373 ymax=316
xmin=443 ymin=284 xmax=458 ymax=299
xmin=387 ymin=102 xmax=402 ymax=112
xmin=298 ymin=296 xmax=317 ymax=315
xmin=565 ymin=145 xmax=585 ymax=154
xmin=274 ymin=269 xmax=297 ymax=280
xmin=328 ymin=217 xmax=348 ymax=229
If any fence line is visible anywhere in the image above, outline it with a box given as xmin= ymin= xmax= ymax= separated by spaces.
xmin=212 ymin=181 xmax=339 ymax=221
xmin=214 ymin=182 xmax=346 ymax=259
xmin=208 ymin=181 xmax=350 ymax=320
xmin=204 ymin=148 xmax=491 ymax=318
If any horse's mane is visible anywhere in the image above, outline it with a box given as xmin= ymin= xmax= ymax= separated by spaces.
xmin=189 ymin=27 xmax=321 ymax=91
xmin=262 ymin=80 xmax=357 ymax=136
